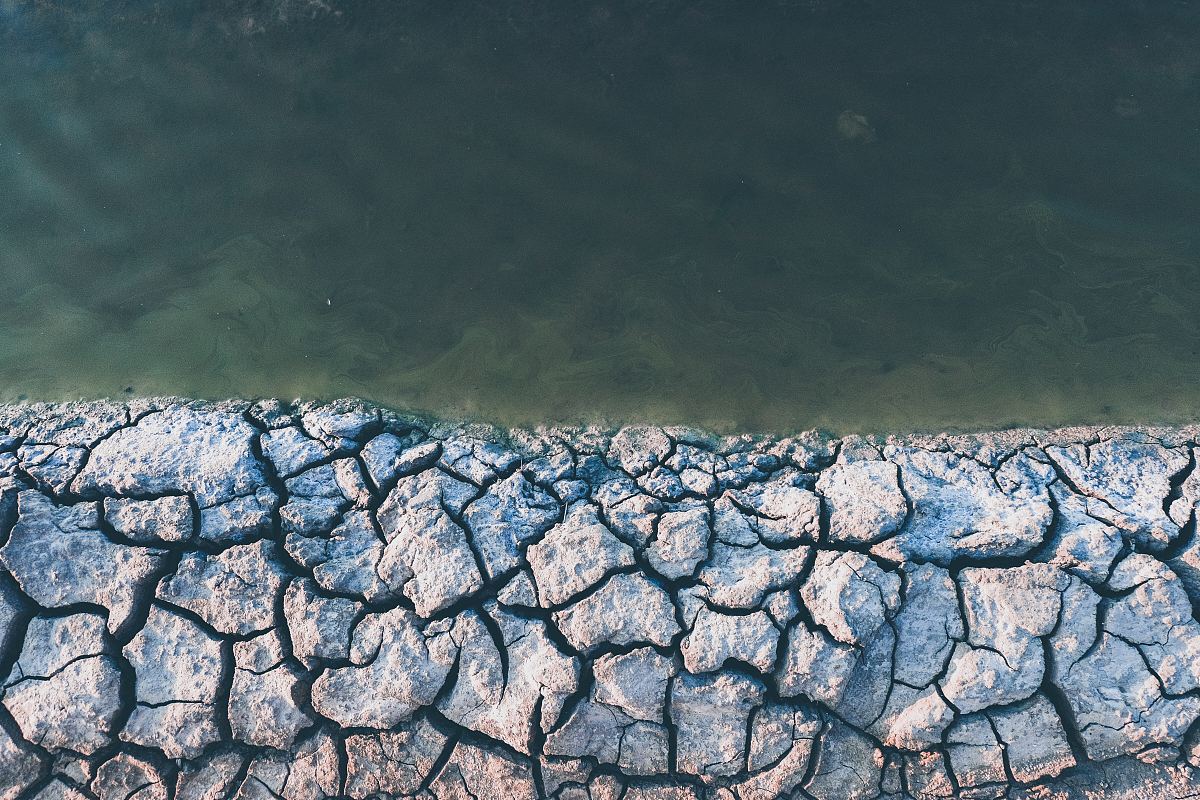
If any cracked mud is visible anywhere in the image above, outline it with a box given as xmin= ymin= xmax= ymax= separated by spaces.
xmin=0 ymin=399 xmax=1199 ymax=799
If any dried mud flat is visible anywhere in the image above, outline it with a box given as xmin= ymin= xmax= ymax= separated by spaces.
xmin=0 ymin=398 xmax=1198 ymax=799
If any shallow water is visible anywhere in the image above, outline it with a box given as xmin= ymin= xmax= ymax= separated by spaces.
xmin=2 ymin=1 xmax=1199 ymax=433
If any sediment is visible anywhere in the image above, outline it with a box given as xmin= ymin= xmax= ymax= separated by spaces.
xmin=0 ymin=398 xmax=1198 ymax=799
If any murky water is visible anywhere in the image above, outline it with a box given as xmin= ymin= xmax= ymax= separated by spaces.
xmin=2 ymin=1 xmax=1199 ymax=432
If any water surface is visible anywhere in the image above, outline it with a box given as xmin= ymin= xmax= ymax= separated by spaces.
xmin=2 ymin=1 xmax=1199 ymax=432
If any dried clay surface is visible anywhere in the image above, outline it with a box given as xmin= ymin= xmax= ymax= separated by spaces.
xmin=0 ymin=398 xmax=1199 ymax=799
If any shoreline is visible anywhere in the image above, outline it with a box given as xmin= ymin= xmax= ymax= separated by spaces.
xmin=0 ymin=396 xmax=1198 ymax=799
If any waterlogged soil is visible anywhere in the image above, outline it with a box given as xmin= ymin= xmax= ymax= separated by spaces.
xmin=2 ymin=1 xmax=1199 ymax=433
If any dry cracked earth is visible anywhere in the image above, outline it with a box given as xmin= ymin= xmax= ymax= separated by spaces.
xmin=0 ymin=399 xmax=1199 ymax=800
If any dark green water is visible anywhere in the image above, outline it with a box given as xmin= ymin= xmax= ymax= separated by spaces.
xmin=2 ymin=1 xmax=1199 ymax=432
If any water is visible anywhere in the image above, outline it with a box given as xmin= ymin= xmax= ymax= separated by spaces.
xmin=2 ymin=1 xmax=1199 ymax=433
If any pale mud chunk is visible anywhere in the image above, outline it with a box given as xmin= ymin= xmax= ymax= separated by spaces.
xmin=52 ymin=753 xmax=91 ymax=786
xmin=229 ymin=630 xmax=313 ymax=749
xmin=125 ymin=705 xmax=222 ymax=763
xmin=290 ymin=730 xmax=344 ymax=799
xmin=519 ymin=437 xmax=575 ymax=484
xmin=723 ymin=471 xmax=821 ymax=545
xmin=18 ymin=443 xmax=87 ymax=496
xmin=176 ymin=750 xmax=246 ymax=800
xmin=527 ymin=506 xmax=634 ymax=606
xmin=438 ymin=436 xmax=519 ymax=486
xmin=903 ymin=752 xmax=956 ymax=799
xmin=671 ymin=672 xmax=765 ymax=779
xmin=717 ymin=436 xmax=789 ymax=483
xmin=0 ymin=454 xmax=19 ymax=482
xmin=633 ymin=462 xmax=691 ymax=501
xmin=0 ymin=717 xmax=42 ymax=800
xmin=238 ymin=730 xmax=341 ymax=800
xmin=1 ymin=491 xmax=165 ymax=635
xmin=647 ymin=506 xmax=711 ymax=580
xmin=377 ymin=471 xmax=483 ymax=617
xmin=764 ymin=589 xmax=800 ymax=627
xmin=593 ymin=647 xmax=676 ymax=722
xmin=804 ymin=719 xmax=883 ymax=800
xmin=26 ymin=780 xmax=89 ymax=800
xmin=2 ymin=613 xmax=121 ymax=755
xmin=20 ymin=401 xmax=127 ymax=448
xmin=538 ymin=755 xmax=592 ymax=796
xmin=552 ymin=573 xmax=680 ymax=653
xmin=1047 ymin=574 xmax=1101 ymax=678
xmin=345 ymin=718 xmax=449 ymax=799
xmin=946 ymin=715 xmax=1007 ymax=791
xmin=1105 ymin=554 xmax=1200 ymax=694
xmin=0 ymin=477 xmax=19 ymax=534
xmin=892 ymin=563 xmax=963 ymax=687
xmin=72 ymin=406 xmax=266 ymax=506
xmin=380 ymin=464 xmax=477 ymax=516
xmin=544 ymin=697 xmax=669 ymax=774
xmin=91 ymin=754 xmax=167 ymax=800
xmin=300 ymin=402 xmax=379 ymax=447
xmin=816 ymin=459 xmax=907 ymax=545
xmin=333 ymin=458 xmax=376 ymax=508
xmin=939 ymin=640 xmax=1044 ymax=714
xmin=1048 ymin=434 xmax=1190 ymax=551
xmin=872 ymin=683 xmax=955 ymax=751
xmin=698 ymin=541 xmax=811 ymax=609
xmin=247 ymin=398 xmax=295 ymax=429
xmin=777 ymin=618 xmax=857 ymax=706
xmin=360 ymin=433 xmax=438 ymax=492
xmin=278 ymin=497 xmax=342 ymax=539
xmin=801 ymin=550 xmax=900 ymax=646
xmin=713 ymin=494 xmax=757 ymax=546
xmin=199 ymin=486 xmax=277 ymax=543
xmin=439 ymin=607 xmax=579 ymax=754
xmin=680 ymin=605 xmax=779 ymax=674
xmin=960 ymin=563 xmax=1066 ymax=654
xmin=666 ymin=443 xmax=721 ymax=497
xmin=283 ymin=578 xmax=362 ymax=667
xmin=121 ymin=604 xmax=223 ymax=759
xmin=103 ymin=495 xmax=193 ymax=543
xmin=1060 ymin=632 xmax=1200 ymax=760
xmin=614 ymin=720 xmax=672 ymax=776
xmin=941 ymin=565 xmax=1067 ymax=711
xmin=260 ymin=425 xmax=331 ymax=478
xmin=462 ymin=472 xmax=559 ymax=580
xmin=311 ymin=607 xmax=457 ymax=728
xmin=428 ymin=740 xmax=539 ymax=800
xmin=1037 ymin=483 xmax=1123 ymax=582
xmin=496 ymin=569 xmax=538 ymax=607
xmin=0 ymin=574 xmax=28 ymax=657
xmin=604 ymin=490 xmax=662 ymax=548
xmin=732 ymin=702 xmax=822 ymax=799
xmin=553 ymin=478 xmax=590 ymax=505
xmin=609 ymin=427 xmax=673 ymax=477
xmin=986 ymin=694 xmax=1075 ymax=783
xmin=284 ymin=459 xmax=370 ymax=511
xmin=587 ymin=773 xmax=625 ymax=800
xmin=158 ymin=540 xmax=286 ymax=636
xmin=287 ymin=509 xmax=393 ymax=602
xmin=579 ymin=451 xmax=634 ymax=493
xmin=833 ymin=622 xmax=894 ymax=730
xmin=623 ymin=786 xmax=702 ymax=800
xmin=874 ymin=448 xmax=1052 ymax=564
